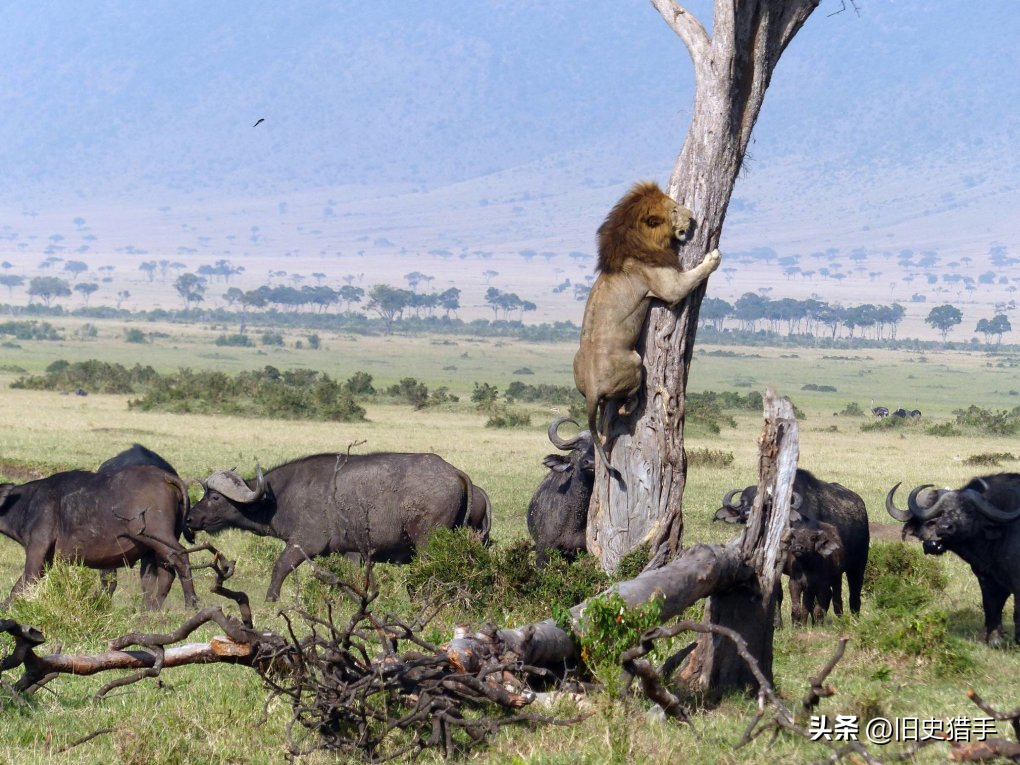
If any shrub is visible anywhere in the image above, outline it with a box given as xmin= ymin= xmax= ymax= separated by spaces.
xmin=259 ymin=332 xmax=283 ymax=346
xmin=405 ymin=530 xmax=611 ymax=621
xmin=216 ymin=333 xmax=254 ymax=347
xmin=124 ymin=327 xmax=146 ymax=343
xmin=504 ymin=381 xmax=579 ymax=405
xmin=471 ymin=382 xmax=499 ymax=411
xmin=344 ymin=371 xmax=376 ymax=395
xmin=12 ymin=359 xmax=158 ymax=394
xmin=952 ymin=404 xmax=1020 ymax=435
xmin=838 ymin=402 xmax=864 ymax=417
xmin=801 ymin=383 xmax=837 ymax=392
xmin=963 ymin=452 xmax=1018 ymax=467
xmin=485 ymin=404 xmax=531 ymax=428
xmin=687 ymin=448 xmax=735 ymax=468
xmin=306 ymin=333 xmax=321 ymax=349
xmin=925 ymin=422 xmax=961 ymax=437
xmin=388 ymin=377 xmax=430 ymax=409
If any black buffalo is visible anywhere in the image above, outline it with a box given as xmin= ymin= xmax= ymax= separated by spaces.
xmin=186 ymin=453 xmax=493 ymax=601
xmin=715 ymin=468 xmax=869 ymax=617
xmin=527 ymin=417 xmax=595 ymax=566
xmin=886 ymin=473 xmax=1020 ymax=643
xmin=95 ymin=444 xmax=194 ymax=595
xmin=784 ymin=516 xmax=845 ymax=625
xmin=0 ymin=465 xmax=197 ymax=608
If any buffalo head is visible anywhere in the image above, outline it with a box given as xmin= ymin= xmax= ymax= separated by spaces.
xmin=886 ymin=474 xmax=1020 ymax=554
xmin=713 ymin=484 xmax=803 ymax=524
xmin=187 ymin=464 xmax=267 ymax=534
xmin=541 ymin=417 xmax=594 ymax=476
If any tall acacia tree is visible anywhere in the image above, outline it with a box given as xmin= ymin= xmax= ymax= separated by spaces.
xmin=588 ymin=0 xmax=824 ymax=571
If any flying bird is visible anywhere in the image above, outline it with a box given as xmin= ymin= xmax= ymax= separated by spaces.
xmin=253 ymin=118 xmax=265 ymax=128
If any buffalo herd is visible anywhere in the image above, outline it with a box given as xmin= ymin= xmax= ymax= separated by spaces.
xmin=1 ymin=435 xmax=1018 ymax=646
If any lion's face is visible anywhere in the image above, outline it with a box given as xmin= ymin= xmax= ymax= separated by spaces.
xmin=637 ymin=191 xmax=693 ymax=249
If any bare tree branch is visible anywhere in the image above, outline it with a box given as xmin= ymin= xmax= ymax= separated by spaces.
xmin=649 ymin=0 xmax=710 ymax=71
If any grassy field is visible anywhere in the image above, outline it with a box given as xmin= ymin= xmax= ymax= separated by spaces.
xmin=1 ymin=317 xmax=1020 ymax=763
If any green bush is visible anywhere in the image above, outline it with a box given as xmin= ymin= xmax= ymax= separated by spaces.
xmin=344 ymin=371 xmax=376 ymax=395
xmin=216 ymin=333 xmax=254 ymax=347
xmin=485 ymin=404 xmax=531 ymax=428
xmin=838 ymin=401 xmax=864 ymax=417
xmin=124 ymin=327 xmax=146 ymax=343
xmin=471 ymin=381 xmax=499 ymax=411
xmin=687 ymin=447 xmax=735 ymax=468
xmin=259 ymin=331 xmax=283 ymax=346
xmin=405 ymin=530 xmax=611 ymax=621
xmin=306 ymin=333 xmax=321 ymax=349
xmin=925 ymin=422 xmax=961 ymax=437
xmin=12 ymin=359 xmax=158 ymax=394
xmin=952 ymin=404 xmax=1020 ymax=435
xmin=388 ymin=377 xmax=430 ymax=409
xmin=963 ymin=451 xmax=1017 ymax=467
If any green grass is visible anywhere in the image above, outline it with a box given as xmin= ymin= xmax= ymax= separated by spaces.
xmin=2 ymin=319 xmax=1020 ymax=763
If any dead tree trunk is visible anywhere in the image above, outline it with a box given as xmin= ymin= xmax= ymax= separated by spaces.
xmin=588 ymin=0 xmax=821 ymax=572
xmin=678 ymin=388 xmax=799 ymax=693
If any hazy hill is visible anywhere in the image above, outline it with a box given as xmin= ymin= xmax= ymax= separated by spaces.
xmin=1 ymin=2 xmax=1018 ymax=339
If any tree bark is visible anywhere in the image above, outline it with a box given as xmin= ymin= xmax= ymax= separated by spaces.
xmin=587 ymin=0 xmax=820 ymax=572
xmin=678 ymin=388 xmax=799 ymax=693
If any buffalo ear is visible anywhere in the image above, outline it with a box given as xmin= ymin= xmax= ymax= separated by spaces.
xmin=714 ymin=506 xmax=744 ymax=524
xmin=542 ymin=454 xmax=571 ymax=472
xmin=817 ymin=538 xmax=841 ymax=557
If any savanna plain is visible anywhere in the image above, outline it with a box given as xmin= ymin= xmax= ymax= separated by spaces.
xmin=2 ymin=314 xmax=1020 ymax=764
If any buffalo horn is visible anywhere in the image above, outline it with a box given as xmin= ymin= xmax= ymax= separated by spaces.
xmin=722 ymin=489 xmax=743 ymax=510
xmin=790 ymin=491 xmax=803 ymax=511
xmin=907 ymin=483 xmax=951 ymax=520
xmin=961 ymin=488 xmax=1020 ymax=523
xmin=206 ymin=464 xmax=265 ymax=504
xmin=884 ymin=482 xmax=912 ymax=522
xmin=548 ymin=417 xmax=584 ymax=450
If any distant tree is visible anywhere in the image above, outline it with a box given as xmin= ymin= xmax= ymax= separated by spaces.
xmin=979 ymin=314 xmax=1013 ymax=349
xmin=0 ymin=274 xmax=24 ymax=298
xmin=139 ymin=261 xmax=158 ymax=282
xmin=482 ymin=270 xmax=499 ymax=285
xmin=174 ymin=273 xmax=207 ymax=310
xmin=338 ymin=285 xmax=365 ymax=313
xmin=116 ymin=290 xmax=131 ymax=309
xmin=223 ymin=286 xmax=244 ymax=309
xmin=63 ymin=260 xmax=89 ymax=281
xmin=404 ymin=271 xmax=430 ymax=292
xmin=438 ymin=287 xmax=461 ymax=318
xmin=925 ymin=303 xmax=963 ymax=341
xmin=312 ymin=272 xmax=326 ymax=284
xmin=519 ymin=249 xmax=537 ymax=263
xmin=27 ymin=276 xmax=71 ymax=307
xmin=74 ymin=282 xmax=99 ymax=306
xmin=699 ymin=297 xmax=732 ymax=331
xmin=367 ymin=284 xmax=413 ymax=334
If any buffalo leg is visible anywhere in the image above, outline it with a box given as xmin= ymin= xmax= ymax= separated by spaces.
xmin=846 ymin=564 xmax=864 ymax=614
xmin=136 ymin=540 xmax=197 ymax=609
xmin=99 ymin=569 xmax=118 ymax=597
xmin=976 ymin=573 xmax=1008 ymax=643
xmin=139 ymin=551 xmax=177 ymax=610
xmin=267 ymin=543 xmax=313 ymax=602
xmin=787 ymin=577 xmax=806 ymax=626
xmin=830 ymin=573 xmax=844 ymax=616
xmin=5 ymin=544 xmax=52 ymax=605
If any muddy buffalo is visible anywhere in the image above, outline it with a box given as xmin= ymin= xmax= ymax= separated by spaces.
xmin=887 ymin=473 xmax=1020 ymax=643
xmin=0 ymin=465 xmax=197 ymax=608
xmin=187 ymin=452 xmax=492 ymax=601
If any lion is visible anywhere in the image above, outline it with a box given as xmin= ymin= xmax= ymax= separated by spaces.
xmin=573 ymin=181 xmax=722 ymax=475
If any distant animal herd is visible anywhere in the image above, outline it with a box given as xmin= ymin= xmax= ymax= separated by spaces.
xmin=2 ymin=182 xmax=1018 ymax=648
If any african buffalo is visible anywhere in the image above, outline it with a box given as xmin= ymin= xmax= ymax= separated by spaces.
xmin=94 ymin=444 xmax=193 ymax=594
xmin=186 ymin=452 xmax=493 ymax=601
xmin=527 ymin=417 xmax=595 ymax=566
xmin=785 ymin=516 xmax=845 ymax=625
xmin=0 ymin=465 xmax=197 ymax=609
xmin=886 ymin=473 xmax=1020 ymax=643
xmin=715 ymin=468 xmax=869 ymax=618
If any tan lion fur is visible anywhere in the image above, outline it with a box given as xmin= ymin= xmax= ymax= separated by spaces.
xmin=573 ymin=182 xmax=722 ymax=474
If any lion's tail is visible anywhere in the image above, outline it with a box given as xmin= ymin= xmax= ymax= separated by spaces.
xmin=589 ymin=396 xmax=621 ymax=480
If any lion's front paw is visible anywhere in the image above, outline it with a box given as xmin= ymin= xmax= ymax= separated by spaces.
xmin=703 ymin=248 xmax=721 ymax=273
